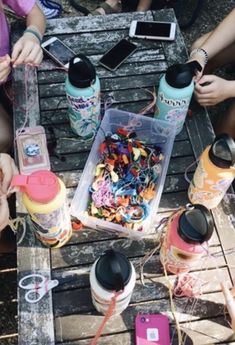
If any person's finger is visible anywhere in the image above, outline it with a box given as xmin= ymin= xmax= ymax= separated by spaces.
xmin=6 ymin=161 xmax=19 ymax=196
xmin=12 ymin=41 xmax=34 ymax=65
xmin=33 ymin=49 xmax=43 ymax=65
xmin=24 ymin=46 xmax=42 ymax=64
xmin=11 ymin=41 xmax=24 ymax=62
xmin=0 ymin=196 xmax=10 ymax=231
xmin=1 ymin=156 xmax=14 ymax=193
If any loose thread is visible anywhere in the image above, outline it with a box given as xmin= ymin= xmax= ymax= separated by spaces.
xmin=138 ymin=87 xmax=156 ymax=115
xmin=184 ymin=158 xmax=199 ymax=184
xmin=163 ymin=261 xmax=183 ymax=345
xmin=90 ymin=290 xmax=123 ymax=345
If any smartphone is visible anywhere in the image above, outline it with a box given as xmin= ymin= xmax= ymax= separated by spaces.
xmin=135 ymin=314 xmax=170 ymax=345
xmin=16 ymin=126 xmax=50 ymax=175
xmin=41 ymin=36 xmax=76 ymax=68
xmin=129 ymin=21 xmax=176 ymax=41
xmin=99 ymin=38 xmax=138 ymax=71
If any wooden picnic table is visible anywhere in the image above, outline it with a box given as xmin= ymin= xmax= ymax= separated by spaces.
xmin=13 ymin=9 xmax=235 ymax=345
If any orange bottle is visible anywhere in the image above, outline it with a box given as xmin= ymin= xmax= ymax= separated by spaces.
xmin=188 ymin=134 xmax=235 ymax=209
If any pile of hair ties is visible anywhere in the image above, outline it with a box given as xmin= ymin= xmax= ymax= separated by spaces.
xmin=87 ymin=128 xmax=164 ymax=230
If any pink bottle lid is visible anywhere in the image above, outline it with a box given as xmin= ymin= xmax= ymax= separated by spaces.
xmin=11 ymin=170 xmax=59 ymax=203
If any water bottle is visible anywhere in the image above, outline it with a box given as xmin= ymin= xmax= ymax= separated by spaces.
xmin=90 ymin=249 xmax=136 ymax=315
xmin=11 ymin=170 xmax=72 ymax=248
xmin=160 ymin=204 xmax=214 ymax=274
xmin=65 ymin=54 xmax=101 ymax=139
xmin=188 ymin=134 xmax=235 ymax=209
xmin=155 ymin=61 xmax=201 ymax=135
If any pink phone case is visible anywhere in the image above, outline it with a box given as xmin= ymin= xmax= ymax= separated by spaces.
xmin=16 ymin=126 xmax=50 ymax=175
xmin=135 ymin=314 xmax=170 ymax=345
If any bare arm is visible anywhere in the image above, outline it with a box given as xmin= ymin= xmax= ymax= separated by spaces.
xmin=26 ymin=3 xmax=46 ymax=37
xmin=12 ymin=4 xmax=46 ymax=65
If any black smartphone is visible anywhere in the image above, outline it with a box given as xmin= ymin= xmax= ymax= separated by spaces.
xmin=99 ymin=38 xmax=138 ymax=71
xmin=41 ymin=37 xmax=76 ymax=68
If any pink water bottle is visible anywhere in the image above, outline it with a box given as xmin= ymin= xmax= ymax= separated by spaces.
xmin=160 ymin=204 xmax=214 ymax=274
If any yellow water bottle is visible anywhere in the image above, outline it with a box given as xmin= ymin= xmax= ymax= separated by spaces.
xmin=188 ymin=134 xmax=235 ymax=209
xmin=11 ymin=170 xmax=72 ymax=248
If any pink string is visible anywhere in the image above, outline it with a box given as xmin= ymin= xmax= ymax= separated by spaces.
xmin=8 ymin=62 xmax=67 ymax=140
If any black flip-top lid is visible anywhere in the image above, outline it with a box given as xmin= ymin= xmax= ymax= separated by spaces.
xmin=165 ymin=61 xmax=202 ymax=88
xmin=95 ymin=249 xmax=131 ymax=291
xmin=68 ymin=54 xmax=96 ymax=88
xmin=208 ymin=133 xmax=235 ymax=168
xmin=178 ymin=204 xmax=214 ymax=244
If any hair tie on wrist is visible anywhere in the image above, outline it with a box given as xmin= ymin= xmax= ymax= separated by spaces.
xmin=190 ymin=48 xmax=208 ymax=66
xmin=24 ymin=28 xmax=42 ymax=44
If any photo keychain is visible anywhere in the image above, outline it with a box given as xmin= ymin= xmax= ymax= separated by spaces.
xmin=15 ymin=125 xmax=50 ymax=175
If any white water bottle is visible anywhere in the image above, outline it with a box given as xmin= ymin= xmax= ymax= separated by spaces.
xmin=89 ymin=249 xmax=136 ymax=315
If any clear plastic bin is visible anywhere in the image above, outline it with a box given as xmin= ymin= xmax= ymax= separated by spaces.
xmin=70 ymin=109 xmax=176 ymax=238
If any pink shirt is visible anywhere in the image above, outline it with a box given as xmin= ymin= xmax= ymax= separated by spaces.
xmin=0 ymin=0 xmax=35 ymax=57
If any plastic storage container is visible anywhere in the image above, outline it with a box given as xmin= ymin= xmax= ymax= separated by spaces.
xmin=70 ymin=109 xmax=176 ymax=238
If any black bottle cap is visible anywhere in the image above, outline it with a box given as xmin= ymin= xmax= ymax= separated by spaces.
xmin=68 ymin=54 xmax=96 ymax=88
xmin=95 ymin=249 xmax=131 ymax=291
xmin=178 ymin=204 xmax=214 ymax=244
xmin=165 ymin=61 xmax=201 ymax=88
xmin=208 ymin=133 xmax=235 ymax=168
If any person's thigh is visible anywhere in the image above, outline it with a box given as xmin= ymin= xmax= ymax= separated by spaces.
xmin=214 ymin=99 xmax=235 ymax=139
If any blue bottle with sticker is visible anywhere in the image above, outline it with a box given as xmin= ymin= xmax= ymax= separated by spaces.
xmin=155 ymin=61 xmax=201 ymax=135
xmin=65 ymin=54 xmax=101 ymax=139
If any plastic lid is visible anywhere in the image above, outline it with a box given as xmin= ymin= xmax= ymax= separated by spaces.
xmin=208 ymin=133 xmax=235 ymax=168
xmin=178 ymin=204 xmax=214 ymax=244
xmin=68 ymin=54 xmax=96 ymax=88
xmin=165 ymin=61 xmax=202 ymax=88
xmin=95 ymin=249 xmax=131 ymax=291
xmin=11 ymin=170 xmax=59 ymax=203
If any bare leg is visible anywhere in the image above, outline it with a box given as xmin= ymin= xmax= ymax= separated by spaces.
xmin=93 ymin=0 xmax=121 ymax=15
xmin=136 ymin=0 xmax=152 ymax=11
xmin=191 ymin=31 xmax=235 ymax=71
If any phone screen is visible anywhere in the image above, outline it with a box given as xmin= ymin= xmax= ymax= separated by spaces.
xmin=99 ymin=39 xmax=137 ymax=70
xmin=43 ymin=39 xmax=75 ymax=65
xmin=136 ymin=22 xmax=171 ymax=37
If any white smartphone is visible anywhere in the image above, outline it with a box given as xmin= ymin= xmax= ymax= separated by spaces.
xmin=41 ymin=36 xmax=76 ymax=68
xmin=99 ymin=38 xmax=138 ymax=71
xmin=129 ymin=20 xmax=176 ymax=41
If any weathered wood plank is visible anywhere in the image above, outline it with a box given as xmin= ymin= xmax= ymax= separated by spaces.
xmin=17 ymin=218 xmax=54 ymax=345
xmin=44 ymin=11 xmax=154 ymax=35
xmin=51 ymin=232 xmax=224 ymax=268
xmin=54 ymin=291 xmax=228 ymax=342
xmin=53 ymin=267 xmax=229 ymax=316
xmin=12 ymin=66 xmax=40 ymax=129
xmin=39 ymin=72 xmax=164 ymax=98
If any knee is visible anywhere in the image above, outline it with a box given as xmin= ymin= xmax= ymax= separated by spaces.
xmin=214 ymin=101 xmax=235 ymax=139
xmin=0 ymin=128 xmax=13 ymax=152
xmin=0 ymin=106 xmax=13 ymax=152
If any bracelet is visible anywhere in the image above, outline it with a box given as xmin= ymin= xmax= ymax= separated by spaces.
xmin=24 ymin=28 xmax=42 ymax=44
xmin=190 ymin=48 xmax=208 ymax=66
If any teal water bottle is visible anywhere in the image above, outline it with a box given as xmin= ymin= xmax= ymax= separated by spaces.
xmin=155 ymin=61 xmax=201 ymax=135
xmin=65 ymin=54 xmax=101 ymax=139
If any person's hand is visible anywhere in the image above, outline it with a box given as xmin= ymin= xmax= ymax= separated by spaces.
xmin=11 ymin=33 xmax=43 ymax=66
xmin=221 ymin=280 xmax=235 ymax=331
xmin=194 ymin=75 xmax=233 ymax=106
xmin=0 ymin=154 xmax=18 ymax=196
xmin=0 ymin=55 xmax=11 ymax=83
xmin=0 ymin=195 xmax=10 ymax=231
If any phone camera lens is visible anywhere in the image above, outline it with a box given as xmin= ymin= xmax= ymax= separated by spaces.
xmin=141 ymin=317 xmax=146 ymax=323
